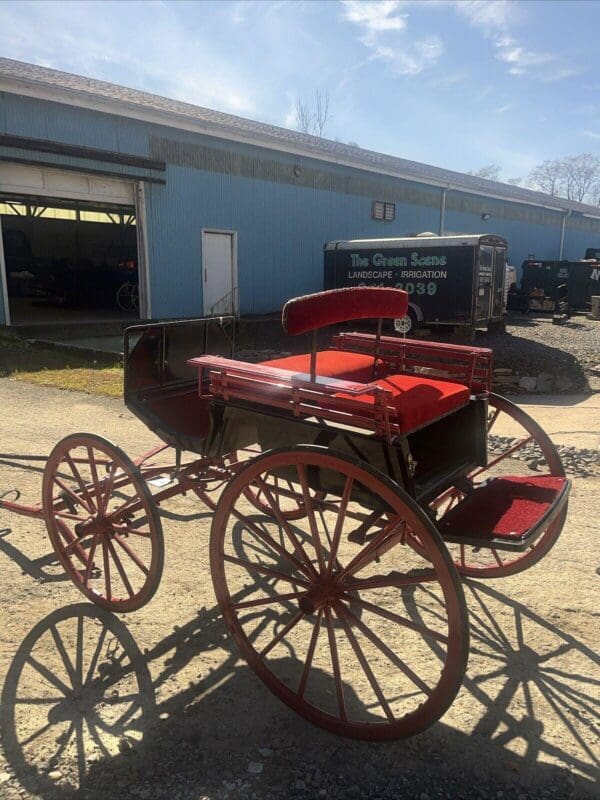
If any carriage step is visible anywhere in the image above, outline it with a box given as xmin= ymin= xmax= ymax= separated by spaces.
xmin=437 ymin=476 xmax=570 ymax=550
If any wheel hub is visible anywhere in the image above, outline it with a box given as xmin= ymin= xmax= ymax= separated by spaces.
xmin=75 ymin=514 xmax=111 ymax=538
xmin=299 ymin=577 xmax=341 ymax=614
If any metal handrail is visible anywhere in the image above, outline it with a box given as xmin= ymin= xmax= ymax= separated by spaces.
xmin=208 ymin=286 xmax=239 ymax=317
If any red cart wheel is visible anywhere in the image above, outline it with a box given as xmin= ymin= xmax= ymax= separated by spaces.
xmin=42 ymin=434 xmax=164 ymax=612
xmin=231 ymin=447 xmax=326 ymax=520
xmin=431 ymin=394 xmax=567 ymax=578
xmin=243 ymin=479 xmax=327 ymax=521
xmin=211 ymin=446 xmax=469 ymax=740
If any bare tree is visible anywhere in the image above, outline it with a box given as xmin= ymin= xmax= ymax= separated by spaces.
xmin=466 ymin=163 xmax=501 ymax=181
xmin=295 ymin=97 xmax=315 ymax=135
xmin=528 ymin=154 xmax=600 ymax=203
xmin=506 ymin=177 xmax=522 ymax=186
xmin=294 ymin=89 xmax=331 ymax=138
xmin=563 ymin=153 xmax=600 ymax=203
xmin=529 ymin=159 xmax=565 ymax=196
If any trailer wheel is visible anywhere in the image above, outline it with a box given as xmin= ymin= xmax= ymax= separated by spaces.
xmin=393 ymin=307 xmax=418 ymax=336
xmin=42 ymin=433 xmax=164 ymax=612
xmin=211 ymin=446 xmax=468 ymax=740
xmin=431 ymin=394 xmax=567 ymax=578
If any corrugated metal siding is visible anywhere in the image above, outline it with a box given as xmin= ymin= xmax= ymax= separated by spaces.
xmin=444 ymin=208 xmax=563 ymax=272
xmin=563 ymin=221 xmax=600 ymax=261
xmin=0 ymin=93 xmax=150 ymax=156
xmin=151 ymin=135 xmax=442 ymax=209
xmin=145 ymin=166 xmax=442 ymax=317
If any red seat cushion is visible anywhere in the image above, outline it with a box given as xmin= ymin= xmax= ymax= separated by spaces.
xmin=260 ymin=350 xmax=375 ymax=383
xmin=337 ymin=373 xmax=470 ymax=433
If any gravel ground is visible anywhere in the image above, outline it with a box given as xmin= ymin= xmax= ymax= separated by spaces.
xmin=0 ymin=381 xmax=598 ymax=800
xmin=480 ymin=314 xmax=600 ymax=393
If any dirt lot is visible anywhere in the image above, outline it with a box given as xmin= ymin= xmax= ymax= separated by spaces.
xmin=0 ymin=380 xmax=598 ymax=800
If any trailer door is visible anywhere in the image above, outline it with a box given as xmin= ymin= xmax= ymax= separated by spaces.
xmin=475 ymin=245 xmax=494 ymax=321
xmin=492 ymin=247 xmax=506 ymax=318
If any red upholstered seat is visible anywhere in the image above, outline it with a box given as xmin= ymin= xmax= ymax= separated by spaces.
xmin=260 ymin=350 xmax=375 ymax=383
xmin=336 ymin=373 xmax=470 ymax=433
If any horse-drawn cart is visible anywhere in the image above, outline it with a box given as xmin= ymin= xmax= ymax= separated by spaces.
xmin=0 ymin=287 xmax=570 ymax=740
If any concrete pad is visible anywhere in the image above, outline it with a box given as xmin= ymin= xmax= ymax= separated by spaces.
xmin=32 ymin=334 xmax=124 ymax=355
xmin=504 ymin=393 xmax=600 ymax=451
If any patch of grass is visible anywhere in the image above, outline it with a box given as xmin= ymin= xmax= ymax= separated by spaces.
xmin=0 ymin=333 xmax=123 ymax=397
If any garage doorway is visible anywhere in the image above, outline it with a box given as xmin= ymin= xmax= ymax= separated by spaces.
xmin=0 ymin=165 xmax=147 ymax=327
xmin=202 ymin=230 xmax=237 ymax=316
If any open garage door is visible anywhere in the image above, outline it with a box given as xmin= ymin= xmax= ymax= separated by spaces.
xmin=0 ymin=165 xmax=148 ymax=327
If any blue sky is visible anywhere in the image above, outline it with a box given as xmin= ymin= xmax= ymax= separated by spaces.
xmin=1 ymin=0 xmax=598 ymax=181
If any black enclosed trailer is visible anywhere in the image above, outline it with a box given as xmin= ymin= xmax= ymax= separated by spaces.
xmin=324 ymin=234 xmax=507 ymax=336
xmin=521 ymin=258 xmax=600 ymax=312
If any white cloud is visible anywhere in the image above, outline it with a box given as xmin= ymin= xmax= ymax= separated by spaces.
xmin=453 ymin=0 xmax=579 ymax=82
xmin=0 ymin=0 xmax=259 ymax=116
xmin=342 ymin=0 xmax=407 ymax=32
xmin=427 ymin=69 xmax=468 ymax=88
xmin=454 ymin=0 xmax=521 ymax=36
xmin=582 ymin=130 xmax=600 ymax=140
xmin=495 ymin=104 xmax=512 ymax=114
xmin=341 ymin=0 xmax=442 ymax=75
xmin=282 ymin=93 xmax=297 ymax=128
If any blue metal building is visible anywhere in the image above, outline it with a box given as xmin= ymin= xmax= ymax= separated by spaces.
xmin=1 ymin=57 xmax=600 ymax=328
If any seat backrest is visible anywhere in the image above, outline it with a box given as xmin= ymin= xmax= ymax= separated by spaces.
xmin=282 ymin=287 xmax=409 ymax=335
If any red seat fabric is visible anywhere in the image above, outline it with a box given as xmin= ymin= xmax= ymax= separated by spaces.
xmin=260 ymin=350 xmax=375 ymax=383
xmin=437 ymin=476 xmax=568 ymax=541
xmin=336 ymin=373 xmax=470 ymax=433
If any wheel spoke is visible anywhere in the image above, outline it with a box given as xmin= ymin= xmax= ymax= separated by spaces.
xmin=109 ymin=524 xmax=152 ymax=538
xmin=105 ymin=536 xmax=135 ymax=598
xmin=247 ymin=479 xmax=318 ymax=577
xmin=25 ymin=655 xmax=71 ymax=696
xmin=338 ymin=601 xmax=432 ymax=697
xmin=112 ymin=532 xmax=150 ymax=576
xmin=49 ymin=625 xmax=77 ymax=687
xmin=297 ymin=464 xmax=326 ymax=574
xmin=327 ymin=476 xmax=353 ymax=577
xmin=87 ymin=446 xmax=102 ymax=501
xmin=344 ymin=569 xmax=437 ymax=591
xmin=99 ymin=463 xmax=118 ymax=515
xmin=223 ymin=554 xmax=310 ymax=587
xmin=259 ymin=609 xmax=304 ymax=657
xmin=324 ymin=607 xmax=346 ymax=721
xmin=65 ymin=454 xmax=96 ymax=512
xmin=82 ymin=534 xmax=99 ymax=587
xmin=231 ymin=506 xmax=312 ymax=577
xmin=232 ymin=590 xmax=305 ymax=610
xmin=55 ymin=510 xmax=89 ymax=522
xmin=343 ymin=593 xmax=448 ymax=644
xmin=297 ymin=610 xmax=322 ymax=700
xmin=102 ymin=539 xmax=112 ymax=599
xmin=54 ymin=476 xmax=93 ymax=514
xmin=470 ymin=434 xmax=534 ymax=479
xmin=333 ymin=602 xmax=395 ymax=722
xmin=84 ymin=627 xmax=108 ymax=686
xmin=337 ymin=519 xmax=407 ymax=581
xmin=57 ymin=523 xmax=90 ymax=567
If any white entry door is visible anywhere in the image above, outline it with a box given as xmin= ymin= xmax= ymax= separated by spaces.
xmin=202 ymin=230 xmax=236 ymax=315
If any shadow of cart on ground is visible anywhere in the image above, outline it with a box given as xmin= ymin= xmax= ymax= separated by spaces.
xmin=1 ymin=580 xmax=598 ymax=800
